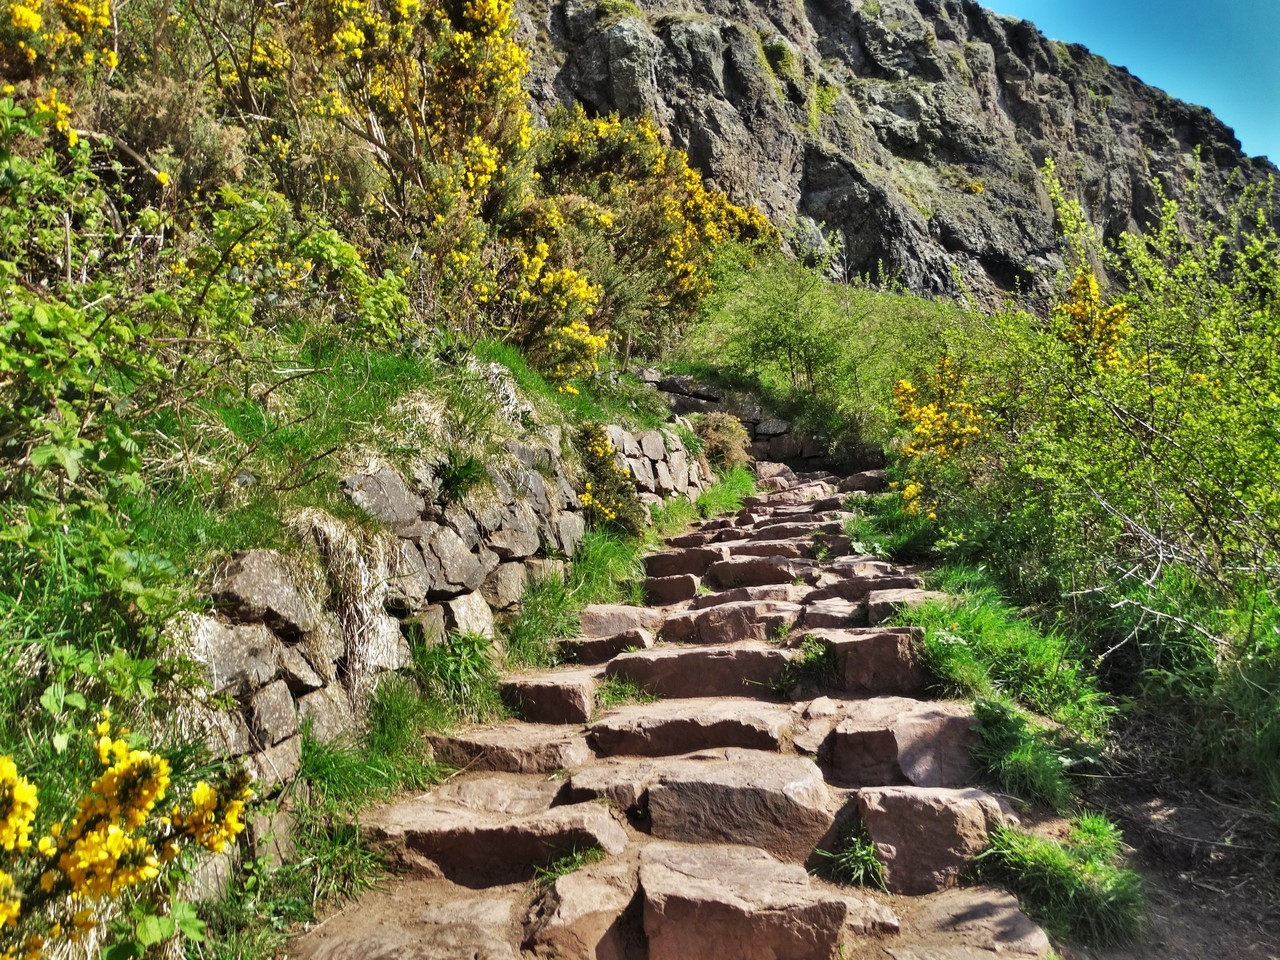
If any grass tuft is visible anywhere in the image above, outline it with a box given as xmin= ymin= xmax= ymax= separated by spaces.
xmin=411 ymin=631 xmax=507 ymax=724
xmin=976 ymin=820 xmax=1144 ymax=947
xmin=532 ymin=846 xmax=607 ymax=890
xmin=569 ymin=530 xmax=646 ymax=606
xmin=594 ymin=675 xmax=660 ymax=713
xmin=502 ymin=575 xmax=578 ymax=669
xmin=694 ymin=464 xmax=757 ymax=518
xmin=971 ymin=698 xmax=1076 ymax=812
xmin=814 ymin=822 xmax=886 ymax=890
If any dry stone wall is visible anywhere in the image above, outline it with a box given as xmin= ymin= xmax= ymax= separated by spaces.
xmin=178 ymin=422 xmax=710 ymax=803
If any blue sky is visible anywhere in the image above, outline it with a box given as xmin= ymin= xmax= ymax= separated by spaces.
xmin=979 ymin=0 xmax=1280 ymax=163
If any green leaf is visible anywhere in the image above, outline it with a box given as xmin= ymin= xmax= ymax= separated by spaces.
xmin=135 ymin=914 xmax=175 ymax=947
xmin=171 ymin=901 xmax=207 ymax=942
xmin=102 ymin=944 xmax=145 ymax=960
xmin=52 ymin=733 xmax=70 ymax=753
xmin=65 ymin=692 xmax=88 ymax=711
xmin=39 ymin=683 xmax=64 ymax=714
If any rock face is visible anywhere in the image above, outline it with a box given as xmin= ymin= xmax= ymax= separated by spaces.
xmin=525 ymin=0 xmax=1277 ymax=305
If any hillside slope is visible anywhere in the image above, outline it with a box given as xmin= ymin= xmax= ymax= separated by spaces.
xmin=522 ymin=0 xmax=1278 ymax=302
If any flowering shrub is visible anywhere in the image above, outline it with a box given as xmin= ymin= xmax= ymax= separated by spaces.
xmin=1052 ymin=269 xmax=1129 ymax=368
xmin=575 ymin=423 xmax=645 ymax=536
xmin=891 ymin=355 xmax=985 ymax=518
xmin=535 ymin=106 xmax=777 ymax=354
xmin=539 ymin=321 xmax=608 ymax=395
xmin=0 ymin=715 xmax=251 ymax=957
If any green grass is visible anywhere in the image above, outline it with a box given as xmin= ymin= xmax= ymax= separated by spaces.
xmin=694 ymin=464 xmax=757 ymax=518
xmin=773 ymin=634 xmax=837 ymax=695
xmin=890 ymin=564 xmax=1111 ymax=740
xmin=532 ymin=846 xmax=606 ymax=890
xmin=502 ymin=575 xmax=579 ymax=669
xmin=647 ymin=496 xmax=699 ymax=542
xmin=568 ymin=530 xmax=646 ymax=606
xmin=594 ymin=675 xmax=660 ymax=712
xmin=814 ymin=822 xmax=886 ymax=890
xmin=411 ymin=631 xmax=508 ymax=724
xmin=976 ymin=819 xmax=1144 ymax=947
xmin=971 ymin=698 xmax=1076 ymax=811
xmin=472 ymin=339 xmax=669 ymax=430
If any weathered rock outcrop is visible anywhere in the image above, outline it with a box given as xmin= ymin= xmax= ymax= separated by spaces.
xmin=524 ymin=0 xmax=1278 ymax=304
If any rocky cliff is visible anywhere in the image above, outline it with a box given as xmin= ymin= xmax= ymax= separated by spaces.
xmin=521 ymin=0 xmax=1278 ymax=302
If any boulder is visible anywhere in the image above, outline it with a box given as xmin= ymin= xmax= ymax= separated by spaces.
xmin=342 ymin=465 xmax=425 ymax=535
xmin=426 ymin=527 xmax=485 ymax=594
xmin=248 ymin=679 xmax=298 ymax=746
xmin=296 ymin=685 xmax=356 ymax=744
xmin=858 ymin=786 xmax=1006 ymax=894
xmin=640 ymin=842 xmax=897 ymax=960
xmin=645 ymin=752 xmax=835 ymax=861
xmin=211 ymin=550 xmax=320 ymax=637
xmin=185 ymin=616 xmax=282 ymax=696
xmin=444 ymin=591 xmax=495 ymax=639
xmin=808 ymin=628 xmax=924 ymax=695
xmin=482 ymin=562 xmax=528 ymax=611
xmin=246 ymin=734 xmax=302 ymax=792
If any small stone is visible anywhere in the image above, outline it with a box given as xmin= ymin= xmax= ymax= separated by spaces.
xmin=444 ymin=591 xmax=496 ymax=639
xmin=296 ymin=685 xmax=356 ymax=744
xmin=247 ymin=734 xmax=303 ymax=793
xmin=249 ymin=680 xmax=298 ymax=746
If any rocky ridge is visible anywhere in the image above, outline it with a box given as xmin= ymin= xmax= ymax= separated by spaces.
xmin=522 ymin=0 xmax=1278 ymax=304
xmin=288 ymin=465 xmax=1053 ymax=960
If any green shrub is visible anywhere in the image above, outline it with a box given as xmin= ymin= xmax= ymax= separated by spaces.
xmin=694 ymin=413 xmax=750 ymax=473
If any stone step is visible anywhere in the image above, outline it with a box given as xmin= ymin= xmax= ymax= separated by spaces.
xmin=799 ymin=597 xmax=868 ymax=630
xmin=644 ymin=573 xmax=700 ymax=605
xmin=805 ymin=573 xmax=924 ymax=604
xmin=370 ymin=786 xmax=627 ymax=883
xmin=743 ymin=519 xmax=849 ymax=541
xmin=522 ymin=859 xmax=639 ymax=959
xmin=646 ymin=752 xmax=839 ymax=861
xmin=640 ymin=841 xmax=899 ymax=960
xmin=889 ymin=887 xmax=1052 ymax=959
xmin=791 ymin=695 xmax=978 ymax=788
xmin=499 ymin=667 xmax=601 ymax=724
xmin=804 ymin=627 xmax=925 ymax=695
xmin=428 ymin=723 xmax=592 ymax=774
xmin=559 ymin=626 xmax=654 ymax=664
xmin=661 ymin=598 xmax=802 ymax=645
xmin=578 ymin=603 xmax=664 ymax=637
xmin=741 ymin=481 xmax=837 ymax=508
xmin=644 ymin=545 xmax=729 ymax=578
xmin=705 ymin=555 xmax=821 ymax=589
xmin=587 ymin=698 xmax=794 ymax=757
xmin=857 ymin=786 xmax=1008 ymax=894
xmin=604 ymin=641 xmax=797 ymax=698
xmin=839 ymin=469 xmax=888 ymax=493
xmin=686 ymin=583 xmax=812 ymax=610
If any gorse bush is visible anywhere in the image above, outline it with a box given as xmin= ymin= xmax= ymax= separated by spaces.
xmin=0 ymin=715 xmax=249 ymax=958
xmin=575 ymin=423 xmax=646 ymax=537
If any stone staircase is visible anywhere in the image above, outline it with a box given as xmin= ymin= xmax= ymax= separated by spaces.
xmin=288 ymin=468 xmax=1052 ymax=960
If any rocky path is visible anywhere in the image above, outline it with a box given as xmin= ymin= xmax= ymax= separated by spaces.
xmin=289 ymin=467 xmax=1052 ymax=960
